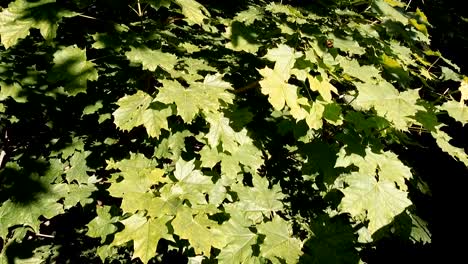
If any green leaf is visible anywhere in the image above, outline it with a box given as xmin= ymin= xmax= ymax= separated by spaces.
xmin=0 ymin=82 xmax=26 ymax=103
xmin=113 ymin=91 xmax=152 ymax=132
xmin=335 ymin=147 xmax=412 ymax=191
xmin=106 ymin=153 xmax=163 ymax=198
xmin=338 ymin=172 xmax=412 ymax=234
xmin=258 ymin=66 xmax=300 ymax=111
xmin=338 ymin=57 xmax=381 ymax=83
xmin=230 ymin=175 xmax=285 ymax=223
xmin=328 ymin=33 xmax=365 ymax=56
xmin=307 ymin=75 xmax=338 ymax=102
xmin=86 ymin=206 xmax=119 ymax=243
xmin=125 ymin=46 xmax=178 ymax=72
xmin=0 ymin=0 xmax=76 ymax=48
xmin=216 ymin=217 xmax=259 ymax=264
xmin=66 ymin=150 xmax=91 ymax=183
xmin=142 ymin=106 xmax=172 ymax=138
xmin=264 ymin=44 xmax=302 ymax=80
xmin=431 ymin=125 xmax=468 ymax=166
xmin=83 ymin=101 xmax=103 ymax=116
xmin=48 ymin=45 xmax=98 ymax=95
xmin=372 ymin=0 xmax=408 ymax=24
xmin=173 ymin=0 xmax=210 ymax=26
xmin=205 ymin=112 xmax=239 ymax=152
xmin=156 ymin=74 xmax=233 ymax=123
xmin=63 ymin=177 xmax=97 ymax=208
xmin=439 ymin=100 xmax=468 ymax=125
xmin=234 ymin=6 xmax=263 ymax=26
xmin=353 ymin=81 xmax=422 ymax=130
xmin=172 ymin=207 xmax=225 ymax=256
xmin=112 ymin=213 xmax=173 ymax=264
xmin=0 ymin=184 xmax=66 ymax=237
xmin=257 ymin=215 xmax=303 ymax=264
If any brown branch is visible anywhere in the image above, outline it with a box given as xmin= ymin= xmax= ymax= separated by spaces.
xmin=233 ymin=80 xmax=260 ymax=94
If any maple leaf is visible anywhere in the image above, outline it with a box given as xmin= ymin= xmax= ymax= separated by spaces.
xmin=257 ymin=215 xmax=303 ymax=264
xmin=264 ymin=44 xmax=302 ymax=80
xmin=205 ymin=113 xmax=238 ymax=152
xmin=372 ymin=0 xmax=408 ymax=24
xmin=106 ymin=153 xmax=163 ymax=198
xmin=305 ymin=101 xmax=325 ymax=130
xmin=0 ymin=0 xmax=76 ymax=48
xmin=234 ymin=6 xmax=263 ymax=25
xmin=65 ymin=150 xmax=91 ymax=183
xmin=338 ymin=172 xmax=412 ymax=233
xmin=172 ymin=207 xmax=225 ymax=256
xmin=156 ymin=80 xmax=198 ymax=122
xmin=431 ymin=125 xmax=468 ymax=166
xmin=0 ymin=82 xmax=26 ymax=103
xmin=216 ymin=217 xmax=259 ymax=264
xmin=155 ymin=130 xmax=193 ymax=160
xmin=142 ymin=106 xmax=172 ymax=138
xmin=307 ymin=75 xmax=338 ymax=102
xmin=327 ymin=33 xmax=365 ymax=56
xmin=113 ymin=91 xmax=152 ymax=132
xmin=439 ymin=100 xmax=468 ymax=125
xmin=258 ymin=66 xmax=300 ymax=111
xmin=173 ymin=0 xmax=210 ymax=26
xmin=172 ymin=159 xmax=214 ymax=205
xmin=156 ymin=74 xmax=233 ymax=123
xmin=48 ymin=45 xmax=98 ymax=95
xmin=63 ymin=177 xmax=98 ymax=208
xmin=125 ymin=46 xmax=177 ymax=72
xmin=230 ymin=175 xmax=285 ymax=223
xmin=86 ymin=206 xmax=118 ymax=243
xmin=0 ymin=183 xmax=66 ymax=237
xmin=353 ymin=81 xmax=422 ymax=130
xmin=335 ymin=147 xmax=412 ymax=191
xmin=112 ymin=213 xmax=173 ymax=264
xmin=338 ymin=57 xmax=381 ymax=83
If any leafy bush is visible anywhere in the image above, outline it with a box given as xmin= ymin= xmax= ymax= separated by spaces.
xmin=0 ymin=0 xmax=460 ymax=262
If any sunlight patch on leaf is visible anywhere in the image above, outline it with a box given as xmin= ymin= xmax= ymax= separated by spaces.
xmin=125 ymin=46 xmax=178 ymax=72
xmin=173 ymin=0 xmax=210 ymax=26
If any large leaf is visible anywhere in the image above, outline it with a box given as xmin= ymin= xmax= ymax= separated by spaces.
xmin=0 ymin=0 xmax=75 ymax=48
xmin=171 ymin=207 xmax=225 ymax=256
xmin=257 ymin=215 xmax=303 ymax=264
xmin=48 ymin=45 xmax=98 ymax=95
xmin=353 ymin=81 xmax=422 ymax=130
xmin=173 ymin=0 xmax=209 ymax=25
xmin=111 ymin=213 xmax=173 ymax=264
xmin=338 ymin=172 xmax=412 ymax=233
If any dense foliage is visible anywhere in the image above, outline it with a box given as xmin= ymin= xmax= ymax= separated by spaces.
xmin=0 ymin=0 xmax=462 ymax=262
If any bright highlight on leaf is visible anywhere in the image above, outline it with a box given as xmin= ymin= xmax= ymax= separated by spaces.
xmin=125 ymin=46 xmax=178 ymax=72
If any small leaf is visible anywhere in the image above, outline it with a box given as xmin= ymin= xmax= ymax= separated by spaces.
xmin=113 ymin=91 xmax=152 ymax=132
xmin=126 ymin=46 xmax=177 ymax=72
xmin=86 ymin=206 xmax=118 ymax=243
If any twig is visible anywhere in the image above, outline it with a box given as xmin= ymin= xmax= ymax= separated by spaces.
xmin=233 ymin=80 xmax=259 ymax=94
xmin=35 ymin=233 xmax=55 ymax=238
